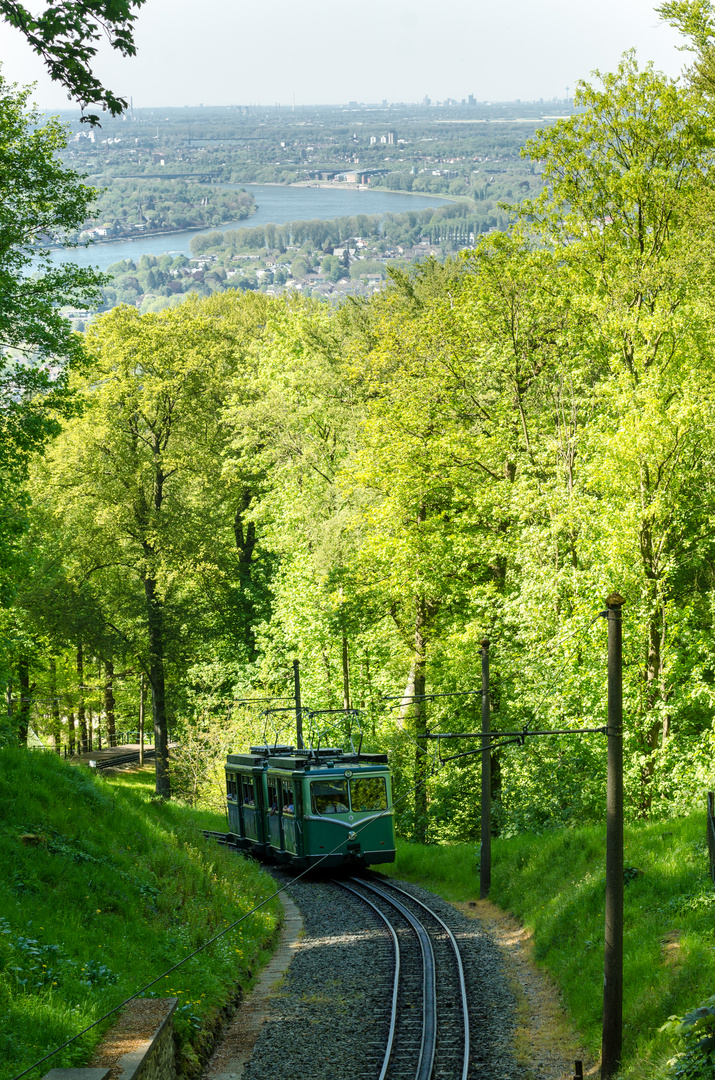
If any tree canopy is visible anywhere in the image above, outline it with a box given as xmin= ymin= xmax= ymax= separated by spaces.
xmin=6 ymin=51 xmax=715 ymax=829
xmin=0 ymin=73 xmax=102 ymax=620
xmin=1 ymin=0 xmax=145 ymax=122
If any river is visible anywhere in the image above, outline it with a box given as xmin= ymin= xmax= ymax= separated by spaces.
xmin=49 ymin=184 xmax=451 ymax=271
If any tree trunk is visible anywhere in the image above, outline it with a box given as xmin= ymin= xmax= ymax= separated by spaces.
xmin=87 ymin=706 xmax=93 ymax=752
xmin=364 ymin=652 xmax=376 ymax=734
xmin=639 ymin=596 xmax=666 ymax=815
xmin=342 ymin=628 xmax=350 ymax=713
xmin=144 ymin=574 xmax=170 ymax=797
xmin=398 ymin=662 xmax=415 ymax=727
xmin=49 ymin=658 xmax=61 ymax=752
xmin=17 ymin=659 xmax=30 ymax=746
xmin=413 ymin=594 xmax=429 ymax=844
xmin=139 ymin=671 xmax=145 ymax=766
xmin=639 ymin=517 xmax=668 ymax=816
xmin=234 ymin=489 xmax=257 ymax=658
xmin=68 ymin=711 xmax=76 ymax=756
xmin=77 ymin=642 xmax=87 ymax=754
xmin=104 ymin=659 xmax=116 ymax=748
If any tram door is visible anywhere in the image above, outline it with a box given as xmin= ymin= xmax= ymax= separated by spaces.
xmin=226 ymin=771 xmax=240 ymax=834
xmin=280 ymin=779 xmax=298 ymax=854
xmin=239 ymin=773 xmax=262 ymax=843
xmin=266 ymin=778 xmax=282 ymax=850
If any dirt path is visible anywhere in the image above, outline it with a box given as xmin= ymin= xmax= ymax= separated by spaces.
xmin=454 ymin=899 xmax=599 ymax=1080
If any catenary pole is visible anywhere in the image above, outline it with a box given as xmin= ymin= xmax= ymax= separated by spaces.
xmin=602 ymin=593 xmax=625 ymax=1079
xmin=480 ymin=638 xmax=491 ymax=899
xmin=294 ymin=659 xmax=303 ymax=750
xmin=139 ymin=671 xmax=145 ymax=766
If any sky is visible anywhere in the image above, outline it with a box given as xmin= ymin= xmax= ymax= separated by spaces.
xmin=0 ymin=0 xmax=689 ymax=112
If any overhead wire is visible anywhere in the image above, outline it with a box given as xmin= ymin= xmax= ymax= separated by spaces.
xmin=12 ymin=611 xmax=614 ymax=1077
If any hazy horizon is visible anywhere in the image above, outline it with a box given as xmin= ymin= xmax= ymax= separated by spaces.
xmin=0 ymin=0 xmax=688 ymax=117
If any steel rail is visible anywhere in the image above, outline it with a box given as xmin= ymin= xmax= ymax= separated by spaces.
xmin=373 ymin=877 xmax=470 ymax=1080
xmin=333 ymin=880 xmax=401 ymax=1080
xmin=87 ymin=748 xmax=157 ymax=770
xmin=350 ymin=877 xmax=437 ymax=1080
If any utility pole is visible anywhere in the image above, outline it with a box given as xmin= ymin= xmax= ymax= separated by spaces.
xmin=139 ymin=672 xmax=145 ymax=767
xmin=602 ymin=593 xmax=625 ymax=1080
xmin=480 ymin=638 xmax=491 ymax=899
xmin=294 ymin=659 xmax=303 ymax=749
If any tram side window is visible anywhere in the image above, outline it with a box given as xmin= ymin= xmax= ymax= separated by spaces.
xmin=241 ymin=776 xmax=255 ymax=807
xmin=226 ymin=773 xmax=238 ymax=801
xmin=311 ymin=780 xmax=349 ymax=815
xmin=268 ymin=781 xmax=279 ymax=815
xmin=280 ymin=780 xmax=295 ymax=815
xmin=350 ymin=776 xmax=388 ymax=812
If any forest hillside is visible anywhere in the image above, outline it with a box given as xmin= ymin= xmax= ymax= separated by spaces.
xmin=6 ymin=51 xmax=715 ymax=841
xmin=0 ymin=749 xmax=281 ymax=1079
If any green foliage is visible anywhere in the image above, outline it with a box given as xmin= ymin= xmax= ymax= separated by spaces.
xmin=0 ymin=748 xmax=281 ymax=1079
xmin=661 ymin=995 xmax=715 ymax=1079
xmin=0 ymin=73 xmax=100 ymax=389
xmin=81 ymin=180 xmax=255 ymax=241
xmin=0 ymin=0 xmax=144 ymax=122
xmin=10 ymin=50 xmax=715 ymax=844
xmin=385 ymin=814 xmax=715 ymax=1078
xmin=0 ymin=72 xmax=105 ymax=686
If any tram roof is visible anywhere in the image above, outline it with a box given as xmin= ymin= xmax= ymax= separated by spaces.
xmin=226 ymin=747 xmax=389 ymax=771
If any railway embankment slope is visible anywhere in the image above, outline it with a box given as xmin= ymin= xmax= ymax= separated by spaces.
xmin=0 ymin=749 xmax=282 ymax=1080
xmin=385 ymin=815 xmax=713 ymax=1080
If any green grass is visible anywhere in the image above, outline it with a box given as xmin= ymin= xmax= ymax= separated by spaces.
xmin=384 ymin=816 xmax=715 ymax=1079
xmin=0 ymin=749 xmax=283 ymax=1080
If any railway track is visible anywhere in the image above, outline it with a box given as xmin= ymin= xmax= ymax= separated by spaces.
xmin=334 ymin=876 xmax=469 ymax=1080
xmin=201 ymin=829 xmax=232 ymax=845
xmin=200 ymin=833 xmax=512 ymax=1080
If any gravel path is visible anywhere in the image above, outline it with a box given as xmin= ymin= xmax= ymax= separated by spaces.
xmin=455 ymin=899 xmax=598 ymax=1080
xmin=240 ymin=873 xmax=395 ymax=1080
xmin=224 ymin=872 xmax=518 ymax=1080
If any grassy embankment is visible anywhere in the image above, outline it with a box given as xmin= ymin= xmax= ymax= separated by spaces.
xmin=0 ymin=749 xmax=282 ymax=1080
xmin=385 ymin=815 xmax=713 ymax=1079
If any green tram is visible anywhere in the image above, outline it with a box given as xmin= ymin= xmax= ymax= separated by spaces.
xmin=225 ymin=744 xmax=396 ymax=869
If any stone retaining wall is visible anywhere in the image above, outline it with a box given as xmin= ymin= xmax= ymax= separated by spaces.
xmin=43 ymin=998 xmax=178 ymax=1080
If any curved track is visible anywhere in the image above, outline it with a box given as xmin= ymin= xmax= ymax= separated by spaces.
xmin=333 ymin=876 xmax=470 ymax=1080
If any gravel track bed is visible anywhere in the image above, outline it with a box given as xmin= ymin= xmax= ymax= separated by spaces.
xmin=340 ymin=879 xmax=430 ymax=1080
xmin=355 ymin=879 xmax=469 ymax=1080
xmin=374 ymin=877 xmax=517 ymax=1079
xmin=234 ymin=870 xmax=517 ymax=1080
xmin=241 ymin=870 xmax=394 ymax=1080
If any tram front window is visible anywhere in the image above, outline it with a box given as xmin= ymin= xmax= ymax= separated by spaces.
xmin=350 ymin=776 xmax=388 ymax=812
xmin=311 ymin=780 xmax=349 ymax=814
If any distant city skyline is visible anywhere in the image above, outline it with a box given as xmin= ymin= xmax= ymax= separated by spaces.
xmin=0 ymin=0 xmax=688 ymax=114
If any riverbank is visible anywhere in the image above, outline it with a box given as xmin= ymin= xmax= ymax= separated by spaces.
xmin=51 ymin=208 xmax=258 ymax=251
xmin=288 ymin=179 xmax=460 ymax=202
xmin=46 ymin=184 xmax=454 ymax=270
